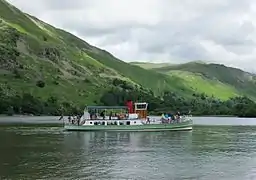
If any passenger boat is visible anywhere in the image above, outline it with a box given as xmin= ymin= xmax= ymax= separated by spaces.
xmin=63 ymin=101 xmax=193 ymax=132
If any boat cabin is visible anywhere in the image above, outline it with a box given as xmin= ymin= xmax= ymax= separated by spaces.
xmin=82 ymin=101 xmax=148 ymax=121
xmin=85 ymin=105 xmax=128 ymax=120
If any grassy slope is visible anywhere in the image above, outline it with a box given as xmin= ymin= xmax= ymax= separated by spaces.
xmin=0 ymin=0 xmax=110 ymax=104
xmin=0 ymin=0 xmax=197 ymax=106
xmin=84 ymin=50 xmax=196 ymax=97
xmin=130 ymin=60 xmax=205 ymax=69
xmin=155 ymin=62 xmax=256 ymax=99
xmin=0 ymin=0 xmax=122 ymax=105
xmin=132 ymin=61 xmax=256 ymax=100
xmin=130 ymin=62 xmax=173 ymax=69
xmin=167 ymin=70 xmax=239 ymax=100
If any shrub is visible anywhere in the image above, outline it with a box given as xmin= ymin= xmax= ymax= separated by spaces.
xmin=36 ymin=80 xmax=45 ymax=88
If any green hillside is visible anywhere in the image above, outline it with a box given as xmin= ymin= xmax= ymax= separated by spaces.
xmin=132 ymin=62 xmax=239 ymax=100
xmin=165 ymin=70 xmax=239 ymax=100
xmin=131 ymin=61 xmax=256 ymax=100
xmin=0 ymin=0 xmax=195 ymax=114
xmin=0 ymin=0 xmax=197 ymax=98
xmin=1 ymin=0 xmax=256 ymax=117
xmin=153 ymin=62 xmax=256 ymax=99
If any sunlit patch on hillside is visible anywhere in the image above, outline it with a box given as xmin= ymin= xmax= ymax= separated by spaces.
xmin=0 ymin=18 xmax=27 ymax=34
xmin=130 ymin=62 xmax=172 ymax=69
xmin=26 ymin=15 xmax=57 ymax=38
xmin=168 ymin=70 xmax=239 ymax=100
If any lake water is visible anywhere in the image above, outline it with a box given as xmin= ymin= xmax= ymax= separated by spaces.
xmin=1 ymin=116 xmax=256 ymax=179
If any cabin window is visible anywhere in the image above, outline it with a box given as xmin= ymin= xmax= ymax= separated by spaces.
xmin=119 ymin=122 xmax=124 ymax=125
xmin=94 ymin=122 xmax=98 ymax=125
xmin=134 ymin=121 xmax=136 ymax=124
xmin=90 ymin=122 xmax=92 ymax=124
xmin=126 ymin=121 xmax=130 ymax=125
xmin=114 ymin=121 xmax=117 ymax=125
xmin=101 ymin=122 xmax=105 ymax=125
xmin=136 ymin=104 xmax=147 ymax=110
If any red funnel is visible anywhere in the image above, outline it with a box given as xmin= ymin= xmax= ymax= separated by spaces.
xmin=126 ymin=101 xmax=134 ymax=113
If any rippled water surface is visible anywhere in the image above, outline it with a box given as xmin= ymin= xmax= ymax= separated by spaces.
xmin=1 ymin=117 xmax=256 ymax=179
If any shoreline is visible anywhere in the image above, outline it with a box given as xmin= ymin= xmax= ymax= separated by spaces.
xmin=0 ymin=114 xmax=245 ymax=118
xmin=195 ymin=115 xmax=237 ymax=117
xmin=149 ymin=114 xmax=237 ymax=117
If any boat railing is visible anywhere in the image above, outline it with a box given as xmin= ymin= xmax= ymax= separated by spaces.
xmin=181 ymin=115 xmax=192 ymax=122
xmin=64 ymin=118 xmax=81 ymax=126
xmin=160 ymin=114 xmax=192 ymax=124
xmin=64 ymin=115 xmax=140 ymax=126
xmin=63 ymin=112 xmax=192 ymax=126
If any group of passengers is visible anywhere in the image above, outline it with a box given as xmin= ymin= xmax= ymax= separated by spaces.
xmin=161 ymin=112 xmax=181 ymax=123
xmin=89 ymin=110 xmax=127 ymax=120
xmin=67 ymin=115 xmax=82 ymax=125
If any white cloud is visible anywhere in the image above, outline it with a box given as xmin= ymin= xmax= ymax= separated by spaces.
xmin=6 ymin=0 xmax=256 ymax=72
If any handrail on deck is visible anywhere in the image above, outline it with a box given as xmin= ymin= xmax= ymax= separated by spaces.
xmin=86 ymin=106 xmax=128 ymax=110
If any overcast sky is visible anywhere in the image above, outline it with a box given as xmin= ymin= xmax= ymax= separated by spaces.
xmin=6 ymin=0 xmax=256 ymax=72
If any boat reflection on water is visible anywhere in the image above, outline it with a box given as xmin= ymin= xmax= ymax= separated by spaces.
xmin=63 ymin=130 xmax=193 ymax=151
xmin=61 ymin=130 xmax=193 ymax=179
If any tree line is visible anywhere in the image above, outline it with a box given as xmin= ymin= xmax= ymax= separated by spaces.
xmin=0 ymin=85 xmax=256 ymax=117
xmin=0 ymin=89 xmax=81 ymax=116
xmin=100 ymin=88 xmax=256 ymax=118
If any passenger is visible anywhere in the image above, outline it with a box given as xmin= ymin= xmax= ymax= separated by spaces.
xmin=100 ymin=110 xmax=105 ymax=120
xmin=59 ymin=115 xmax=64 ymax=121
xmin=161 ymin=113 xmax=164 ymax=118
xmin=164 ymin=113 xmax=169 ymax=119
xmin=109 ymin=111 xmax=112 ymax=120
xmin=177 ymin=111 xmax=180 ymax=119
xmin=77 ymin=116 xmax=80 ymax=126
xmin=167 ymin=113 xmax=171 ymax=122
xmin=74 ymin=115 xmax=77 ymax=121
xmin=170 ymin=114 xmax=175 ymax=123
xmin=167 ymin=113 xmax=171 ymax=120
xmin=146 ymin=117 xmax=150 ymax=124
xmin=175 ymin=114 xmax=180 ymax=123
xmin=89 ymin=111 xmax=92 ymax=120
xmin=71 ymin=116 xmax=75 ymax=124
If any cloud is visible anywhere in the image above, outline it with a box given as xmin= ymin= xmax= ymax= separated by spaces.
xmin=6 ymin=0 xmax=256 ymax=72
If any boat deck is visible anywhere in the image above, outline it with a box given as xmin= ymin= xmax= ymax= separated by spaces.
xmin=64 ymin=119 xmax=193 ymax=132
